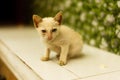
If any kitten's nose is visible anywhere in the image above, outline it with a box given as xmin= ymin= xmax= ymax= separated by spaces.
xmin=48 ymin=36 xmax=52 ymax=40
xmin=47 ymin=33 xmax=52 ymax=40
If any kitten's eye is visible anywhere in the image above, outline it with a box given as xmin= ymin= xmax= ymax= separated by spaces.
xmin=52 ymin=29 xmax=57 ymax=32
xmin=41 ymin=30 xmax=46 ymax=33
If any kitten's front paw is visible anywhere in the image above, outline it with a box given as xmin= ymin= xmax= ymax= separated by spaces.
xmin=41 ymin=57 xmax=49 ymax=61
xmin=58 ymin=60 xmax=66 ymax=66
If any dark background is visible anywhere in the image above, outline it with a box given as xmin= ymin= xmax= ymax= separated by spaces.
xmin=0 ymin=0 xmax=33 ymax=25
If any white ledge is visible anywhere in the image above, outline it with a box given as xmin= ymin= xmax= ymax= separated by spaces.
xmin=0 ymin=27 xmax=120 ymax=80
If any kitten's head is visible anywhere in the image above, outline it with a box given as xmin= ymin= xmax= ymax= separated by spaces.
xmin=33 ymin=11 xmax=62 ymax=41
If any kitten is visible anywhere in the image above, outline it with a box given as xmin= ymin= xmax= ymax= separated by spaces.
xmin=32 ymin=11 xmax=83 ymax=66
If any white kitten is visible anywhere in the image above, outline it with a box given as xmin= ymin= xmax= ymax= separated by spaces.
xmin=33 ymin=11 xmax=83 ymax=66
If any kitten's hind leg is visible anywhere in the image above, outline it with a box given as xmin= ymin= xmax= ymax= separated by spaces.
xmin=41 ymin=48 xmax=50 ymax=61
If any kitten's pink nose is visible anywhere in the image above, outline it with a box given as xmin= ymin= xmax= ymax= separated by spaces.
xmin=47 ymin=33 xmax=52 ymax=40
xmin=48 ymin=36 xmax=52 ymax=40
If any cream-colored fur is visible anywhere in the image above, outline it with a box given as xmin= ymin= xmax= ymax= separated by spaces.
xmin=33 ymin=11 xmax=83 ymax=66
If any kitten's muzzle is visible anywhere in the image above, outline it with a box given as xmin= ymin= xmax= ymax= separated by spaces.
xmin=47 ymin=32 xmax=52 ymax=40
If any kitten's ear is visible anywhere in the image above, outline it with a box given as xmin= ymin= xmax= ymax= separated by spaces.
xmin=54 ymin=11 xmax=62 ymax=25
xmin=32 ymin=15 xmax=42 ymax=28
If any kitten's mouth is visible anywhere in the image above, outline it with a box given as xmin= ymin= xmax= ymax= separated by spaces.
xmin=46 ymin=38 xmax=53 ymax=42
xmin=48 ymin=38 xmax=52 ymax=41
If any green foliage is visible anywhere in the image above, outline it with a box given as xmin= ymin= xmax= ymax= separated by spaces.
xmin=33 ymin=0 xmax=120 ymax=54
